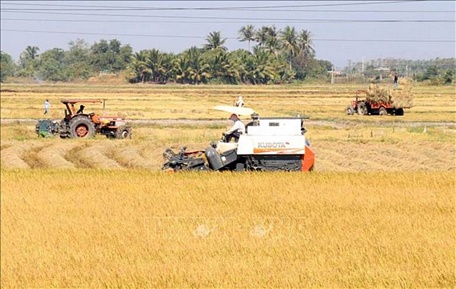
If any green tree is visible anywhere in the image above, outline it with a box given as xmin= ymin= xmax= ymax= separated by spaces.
xmin=37 ymin=48 xmax=67 ymax=81
xmin=129 ymin=51 xmax=152 ymax=83
xmin=238 ymin=25 xmax=255 ymax=51
xmin=295 ymin=29 xmax=316 ymax=76
xmin=264 ymin=26 xmax=282 ymax=58
xmin=203 ymin=48 xmax=239 ymax=84
xmin=280 ymin=26 xmax=299 ymax=70
xmin=90 ymin=39 xmax=132 ymax=73
xmin=18 ymin=45 xmax=40 ymax=77
xmin=204 ymin=31 xmax=227 ymax=51
xmin=442 ymin=70 xmax=454 ymax=84
xmin=297 ymin=29 xmax=315 ymax=59
xmin=0 ymin=51 xmax=15 ymax=82
xmin=423 ymin=65 xmax=439 ymax=80
xmin=176 ymin=47 xmax=211 ymax=84
xmin=66 ymin=39 xmax=93 ymax=80
xmin=24 ymin=45 xmax=39 ymax=60
xmin=255 ymin=26 xmax=270 ymax=47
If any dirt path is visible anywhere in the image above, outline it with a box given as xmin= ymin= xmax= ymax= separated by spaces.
xmin=2 ymin=118 xmax=455 ymax=128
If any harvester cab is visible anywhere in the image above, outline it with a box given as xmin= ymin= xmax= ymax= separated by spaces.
xmin=163 ymin=106 xmax=315 ymax=172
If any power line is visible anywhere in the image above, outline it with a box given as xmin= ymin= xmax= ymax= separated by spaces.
xmin=1 ymin=11 xmax=453 ymax=23
xmin=2 ymin=7 xmax=452 ymax=13
xmin=2 ymin=28 xmax=454 ymax=43
xmin=0 ymin=1 xmax=429 ymax=11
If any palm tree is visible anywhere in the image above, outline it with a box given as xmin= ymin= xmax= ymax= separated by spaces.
xmin=130 ymin=51 xmax=151 ymax=83
xmin=204 ymin=31 xmax=227 ymax=51
xmin=238 ymin=25 xmax=255 ymax=51
xmin=25 ymin=46 xmax=40 ymax=60
xmin=255 ymin=26 xmax=270 ymax=47
xmin=175 ymin=47 xmax=209 ymax=84
xmin=172 ymin=56 xmax=190 ymax=84
xmin=298 ymin=29 xmax=315 ymax=59
xmin=280 ymin=26 xmax=299 ymax=70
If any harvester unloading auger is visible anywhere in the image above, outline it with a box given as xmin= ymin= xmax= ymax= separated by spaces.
xmin=162 ymin=106 xmax=315 ymax=172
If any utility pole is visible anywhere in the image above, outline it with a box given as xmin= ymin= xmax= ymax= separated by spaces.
xmin=331 ymin=66 xmax=335 ymax=84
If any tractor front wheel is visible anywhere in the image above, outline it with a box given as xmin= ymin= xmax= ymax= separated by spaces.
xmin=115 ymin=126 xmax=132 ymax=139
xmin=69 ymin=117 xmax=95 ymax=138
xmin=346 ymin=106 xmax=354 ymax=115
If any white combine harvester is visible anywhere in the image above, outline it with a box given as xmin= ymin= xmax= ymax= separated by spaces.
xmin=162 ymin=106 xmax=315 ymax=172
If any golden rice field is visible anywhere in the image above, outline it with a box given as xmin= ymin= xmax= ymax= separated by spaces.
xmin=1 ymin=82 xmax=455 ymax=121
xmin=1 ymin=82 xmax=455 ymax=288
xmin=1 ymin=170 xmax=454 ymax=288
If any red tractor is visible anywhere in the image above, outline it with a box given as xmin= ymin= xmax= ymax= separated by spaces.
xmin=58 ymin=99 xmax=132 ymax=139
xmin=346 ymin=90 xmax=405 ymax=116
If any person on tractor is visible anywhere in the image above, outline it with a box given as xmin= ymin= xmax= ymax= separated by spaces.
xmin=223 ymin=113 xmax=245 ymax=143
xmin=76 ymin=105 xmax=85 ymax=114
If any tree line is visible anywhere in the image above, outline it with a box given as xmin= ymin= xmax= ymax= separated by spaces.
xmin=1 ymin=25 xmax=332 ymax=84
xmin=1 ymin=25 xmax=454 ymax=84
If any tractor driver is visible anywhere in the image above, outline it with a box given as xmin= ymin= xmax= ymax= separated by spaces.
xmin=76 ymin=105 xmax=85 ymax=114
xmin=223 ymin=113 xmax=245 ymax=143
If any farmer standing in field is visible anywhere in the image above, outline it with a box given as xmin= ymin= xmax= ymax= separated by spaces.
xmin=394 ymin=73 xmax=399 ymax=89
xmin=235 ymin=96 xmax=245 ymax=107
xmin=44 ymin=99 xmax=50 ymax=114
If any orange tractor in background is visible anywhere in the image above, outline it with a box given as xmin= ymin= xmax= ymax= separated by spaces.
xmin=59 ymin=99 xmax=132 ymax=139
xmin=36 ymin=99 xmax=132 ymax=139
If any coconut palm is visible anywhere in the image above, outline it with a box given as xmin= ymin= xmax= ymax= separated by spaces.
xmin=130 ymin=51 xmax=151 ymax=83
xmin=255 ymin=26 xmax=270 ymax=47
xmin=263 ymin=26 xmax=282 ymax=57
xmin=238 ymin=25 xmax=255 ymax=51
xmin=280 ymin=26 xmax=299 ymax=70
xmin=24 ymin=46 xmax=40 ymax=60
xmin=298 ymin=29 xmax=315 ymax=58
xmin=204 ymin=31 xmax=227 ymax=51
xmin=172 ymin=56 xmax=191 ymax=84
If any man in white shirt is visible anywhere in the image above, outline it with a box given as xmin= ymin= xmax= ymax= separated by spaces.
xmin=44 ymin=99 xmax=50 ymax=114
xmin=223 ymin=113 xmax=245 ymax=142
xmin=235 ymin=96 xmax=244 ymax=107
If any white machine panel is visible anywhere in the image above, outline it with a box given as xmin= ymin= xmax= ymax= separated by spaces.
xmin=237 ymin=135 xmax=305 ymax=155
xmin=247 ymin=118 xmax=302 ymax=136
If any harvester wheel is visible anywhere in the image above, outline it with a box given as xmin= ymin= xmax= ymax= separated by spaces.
xmin=346 ymin=106 xmax=354 ymax=115
xmin=115 ymin=126 xmax=132 ymax=139
xmin=69 ymin=116 xmax=95 ymax=138
xmin=379 ymin=107 xmax=387 ymax=116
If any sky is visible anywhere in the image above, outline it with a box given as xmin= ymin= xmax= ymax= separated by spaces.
xmin=1 ymin=0 xmax=455 ymax=69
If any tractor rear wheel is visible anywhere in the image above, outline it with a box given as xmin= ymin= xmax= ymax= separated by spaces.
xmin=115 ymin=126 xmax=132 ymax=139
xmin=379 ymin=107 xmax=387 ymax=116
xmin=69 ymin=116 xmax=95 ymax=138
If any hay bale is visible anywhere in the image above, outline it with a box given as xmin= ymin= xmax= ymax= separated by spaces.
xmin=365 ymin=80 xmax=414 ymax=108
xmin=389 ymin=79 xmax=414 ymax=108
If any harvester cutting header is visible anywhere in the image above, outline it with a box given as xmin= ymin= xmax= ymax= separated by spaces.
xmin=163 ymin=105 xmax=315 ymax=172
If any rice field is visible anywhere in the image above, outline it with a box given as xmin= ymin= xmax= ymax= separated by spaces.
xmin=1 ymin=82 xmax=455 ymax=122
xmin=1 ymin=170 xmax=454 ymax=288
xmin=1 ymin=82 xmax=455 ymax=288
